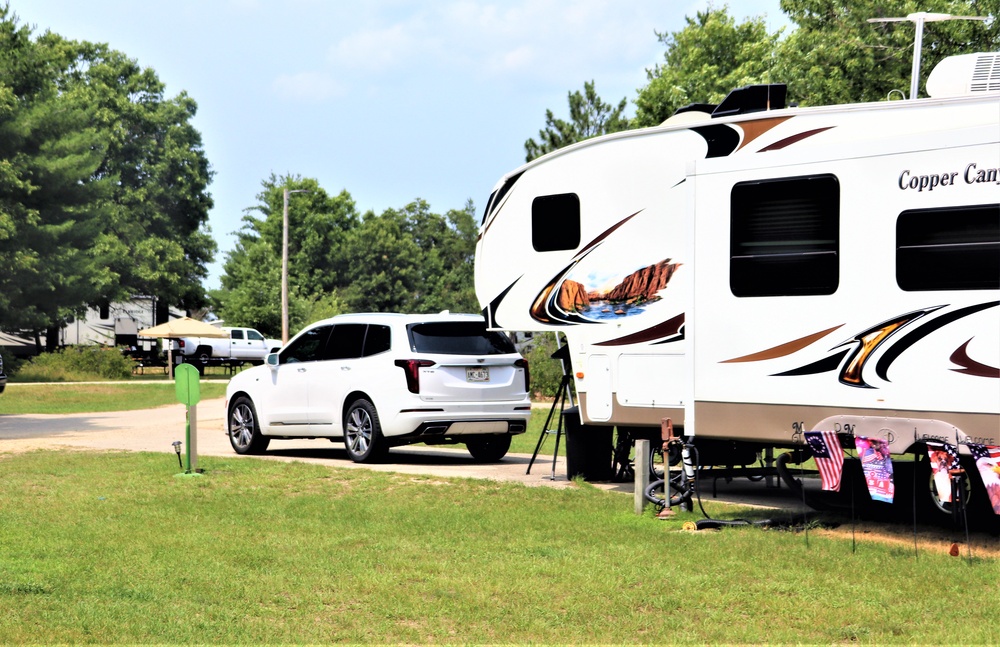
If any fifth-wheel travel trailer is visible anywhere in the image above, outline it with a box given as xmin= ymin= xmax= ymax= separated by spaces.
xmin=475 ymin=52 xmax=999 ymax=519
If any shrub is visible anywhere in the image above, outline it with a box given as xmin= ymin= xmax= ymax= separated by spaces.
xmin=1 ymin=348 xmax=25 ymax=377
xmin=14 ymin=346 xmax=134 ymax=382
xmin=522 ymin=332 xmax=567 ymax=399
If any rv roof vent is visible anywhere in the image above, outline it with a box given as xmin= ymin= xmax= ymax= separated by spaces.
xmin=711 ymin=84 xmax=786 ymax=118
xmin=926 ymin=52 xmax=1000 ymax=97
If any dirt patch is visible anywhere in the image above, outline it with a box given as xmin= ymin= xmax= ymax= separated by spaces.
xmin=814 ymin=520 xmax=1000 ymax=559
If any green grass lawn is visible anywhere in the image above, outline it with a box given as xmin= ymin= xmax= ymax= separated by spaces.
xmin=0 ymin=382 xmax=229 ymax=415
xmin=0 ymin=451 xmax=996 ymax=644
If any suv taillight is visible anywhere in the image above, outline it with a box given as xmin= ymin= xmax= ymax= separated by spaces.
xmin=515 ymin=358 xmax=530 ymax=392
xmin=394 ymin=359 xmax=435 ymax=393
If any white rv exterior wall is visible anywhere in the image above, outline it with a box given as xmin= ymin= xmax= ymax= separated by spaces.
xmin=476 ymin=88 xmax=999 ymax=452
xmin=59 ymin=298 xmax=183 ymax=347
xmin=688 ymin=104 xmax=999 ymax=451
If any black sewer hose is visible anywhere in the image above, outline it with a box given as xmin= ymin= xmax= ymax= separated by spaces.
xmin=775 ymin=450 xmax=804 ymax=496
xmin=775 ymin=449 xmax=852 ymax=513
xmin=695 ymin=519 xmax=761 ymax=530
xmin=644 ymin=442 xmax=815 ymax=530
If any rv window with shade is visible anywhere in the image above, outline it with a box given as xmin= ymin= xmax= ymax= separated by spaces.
xmin=896 ymin=204 xmax=1000 ymax=291
xmin=531 ymin=193 xmax=581 ymax=252
xmin=730 ymin=174 xmax=840 ymax=297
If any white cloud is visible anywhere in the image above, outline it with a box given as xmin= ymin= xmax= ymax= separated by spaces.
xmin=272 ymin=71 xmax=345 ymax=102
xmin=327 ymin=22 xmax=419 ymax=73
xmin=485 ymin=44 xmax=536 ymax=75
xmin=317 ymin=0 xmax=682 ymax=94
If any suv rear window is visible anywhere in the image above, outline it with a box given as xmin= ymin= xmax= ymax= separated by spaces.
xmin=408 ymin=322 xmax=516 ymax=355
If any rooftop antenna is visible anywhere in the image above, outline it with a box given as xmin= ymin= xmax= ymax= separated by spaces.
xmin=867 ymin=12 xmax=989 ymax=100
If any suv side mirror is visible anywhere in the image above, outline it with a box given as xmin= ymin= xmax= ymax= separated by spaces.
xmin=266 ymin=352 xmax=279 ymax=369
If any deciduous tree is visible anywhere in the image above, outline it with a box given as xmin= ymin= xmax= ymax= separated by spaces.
xmin=633 ymin=7 xmax=780 ymax=127
xmin=218 ymin=178 xmax=481 ymax=327
xmin=0 ymin=10 xmax=217 ymax=344
xmin=53 ymin=39 xmax=217 ymax=312
xmin=217 ymin=174 xmax=356 ymax=336
xmin=775 ymin=0 xmax=999 ymax=104
xmin=0 ymin=9 xmax=110 ymax=338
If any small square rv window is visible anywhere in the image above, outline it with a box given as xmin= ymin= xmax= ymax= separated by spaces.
xmin=897 ymin=203 xmax=999 ymax=291
xmin=730 ymin=174 xmax=839 ymax=297
xmin=532 ymin=193 xmax=581 ymax=252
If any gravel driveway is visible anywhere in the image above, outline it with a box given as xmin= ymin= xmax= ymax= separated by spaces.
xmin=0 ymin=397 xmax=596 ymax=488
xmin=0 ymin=397 xmax=811 ymax=508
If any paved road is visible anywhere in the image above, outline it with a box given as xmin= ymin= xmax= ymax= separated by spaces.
xmin=0 ymin=397 xmax=809 ymax=510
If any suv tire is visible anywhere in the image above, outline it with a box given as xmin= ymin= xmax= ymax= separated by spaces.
xmin=228 ymin=396 xmax=270 ymax=454
xmin=466 ymin=434 xmax=512 ymax=462
xmin=344 ymin=398 xmax=388 ymax=463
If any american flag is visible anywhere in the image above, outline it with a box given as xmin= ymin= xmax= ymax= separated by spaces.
xmin=967 ymin=443 xmax=1000 ymax=462
xmin=805 ymin=430 xmax=844 ymax=492
xmin=967 ymin=443 xmax=1000 ymax=516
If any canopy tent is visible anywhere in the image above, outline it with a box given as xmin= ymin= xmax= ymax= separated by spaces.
xmin=138 ymin=317 xmax=226 ymax=377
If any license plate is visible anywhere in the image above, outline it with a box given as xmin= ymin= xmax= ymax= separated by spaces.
xmin=466 ymin=366 xmax=490 ymax=382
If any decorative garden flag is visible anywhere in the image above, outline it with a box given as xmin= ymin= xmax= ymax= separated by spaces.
xmin=855 ymin=436 xmax=894 ymax=503
xmin=805 ymin=431 xmax=844 ymax=492
xmin=926 ymin=442 xmax=960 ymax=504
xmin=967 ymin=444 xmax=1000 ymax=516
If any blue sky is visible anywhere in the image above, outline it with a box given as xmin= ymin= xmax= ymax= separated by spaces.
xmin=13 ymin=0 xmax=788 ymax=289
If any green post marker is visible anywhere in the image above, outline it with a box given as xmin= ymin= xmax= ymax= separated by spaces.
xmin=174 ymin=363 xmax=203 ymax=478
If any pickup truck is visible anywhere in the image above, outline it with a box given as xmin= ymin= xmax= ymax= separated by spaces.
xmin=173 ymin=327 xmax=280 ymax=366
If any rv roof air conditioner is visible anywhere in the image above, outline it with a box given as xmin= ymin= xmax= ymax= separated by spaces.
xmin=926 ymin=52 xmax=1000 ymax=97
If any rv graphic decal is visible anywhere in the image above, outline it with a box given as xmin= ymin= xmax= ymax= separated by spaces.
xmin=757 ymin=126 xmax=835 ymax=151
xmin=873 ymin=301 xmax=999 ymax=380
xmin=733 ymin=116 xmax=792 ymax=151
xmin=836 ymin=309 xmax=937 ymax=388
xmin=526 ymin=210 xmax=656 ymax=326
xmin=691 ymin=124 xmax=741 ymax=158
xmin=721 ymin=324 xmax=846 ymax=363
xmin=728 ymin=302 xmax=1000 ymax=388
xmin=950 ymin=338 xmax=1000 ymax=378
xmin=689 ymin=117 xmax=834 ymax=156
xmin=593 ymin=313 xmax=685 ymax=347
xmin=530 ymin=255 xmax=683 ymax=326
xmin=485 ymin=277 xmax=521 ymax=329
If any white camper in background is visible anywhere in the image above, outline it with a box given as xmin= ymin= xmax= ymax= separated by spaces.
xmin=475 ymin=52 xmax=999 ymax=520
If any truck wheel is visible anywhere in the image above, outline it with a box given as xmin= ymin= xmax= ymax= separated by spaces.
xmin=195 ymin=346 xmax=212 ymax=365
xmin=228 ymin=396 xmax=270 ymax=455
xmin=344 ymin=399 xmax=387 ymax=463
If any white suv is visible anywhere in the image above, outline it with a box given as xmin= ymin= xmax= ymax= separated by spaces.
xmin=225 ymin=313 xmax=531 ymax=462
